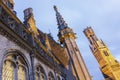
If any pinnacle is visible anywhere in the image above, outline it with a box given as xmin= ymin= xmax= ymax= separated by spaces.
xmin=53 ymin=5 xmax=58 ymax=13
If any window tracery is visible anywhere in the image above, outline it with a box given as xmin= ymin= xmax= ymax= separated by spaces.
xmin=48 ymin=72 xmax=55 ymax=80
xmin=35 ymin=65 xmax=46 ymax=80
xmin=2 ymin=52 xmax=28 ymax=80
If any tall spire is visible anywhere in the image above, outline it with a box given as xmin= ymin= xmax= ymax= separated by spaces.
xmin=54 ymin=6 xmax=92 ymax=80
xmin=54 ymin=5 xmax=68 ymax=30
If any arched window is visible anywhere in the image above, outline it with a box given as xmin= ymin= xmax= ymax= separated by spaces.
xmin=2 ymin=60 xmax=14 ymax=80
xmin=17 ymin=56 xmax=27 ymax=80
xmin=2 ymin=52 xmax=28 ymax=80
xmin=35 ymin=65 xmax=46 ymax=80
xmin=48 ymin=72 xmax=55 ymax=80
xmin=57 ymin=76 xmax=60 ymax=80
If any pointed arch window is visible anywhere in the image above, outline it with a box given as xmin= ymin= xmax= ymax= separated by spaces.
xmin=48 ymin=72 xmax=55 ymax=80
xmin=35 ymin=65 xmax=46 ymax=80
xmin=2 ymin=52 xmax=28 ymax=80
xmin=57 ymin=76 xmax=60 ymax=80
xmin=103 ymin=51 xmax=109 ymax=56
xmin=17 ymin=56 xmax=27 ymax=80
xmin=18 ymin=65 xmax=26 ymax=80
xmin=2 ymin=60 xmax=14 ymax=80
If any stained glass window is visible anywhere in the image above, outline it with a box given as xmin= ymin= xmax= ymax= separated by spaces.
xmin=40 ymin=74 xmax=45 ymax=80
xmin=35 ymin=66 xmax=46 ymax=80
xmin=18 ymin=65 xmax=26 ymax=80
xmin=48 ymin=72 xmax=54 ymax=80
xmin=35 ymin=72 xmax=39 ymax=80
xmin=2 ymin=53 xmax=28 ymax=80
xmin=2 ymin=60 xmax=14 ymax=80
xmin=57 ymin=76 xmax=60 ymax=80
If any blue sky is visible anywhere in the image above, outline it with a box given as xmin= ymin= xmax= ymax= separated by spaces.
xmin=14 ymin=0 xmax=120 ymax=80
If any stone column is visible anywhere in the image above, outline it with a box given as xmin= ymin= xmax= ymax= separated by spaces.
xmin=30 ymin=50 xmax=35 ymax=80
xmin=14 ymin=64 xmax=18 ymax=80
xmin=53 ymin=59 xmax=57 ymax=80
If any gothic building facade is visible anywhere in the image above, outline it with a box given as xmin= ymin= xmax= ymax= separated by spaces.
xmin=0 ymin=0 xmax=91 ymax=80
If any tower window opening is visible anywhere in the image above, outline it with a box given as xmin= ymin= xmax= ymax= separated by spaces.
xmin=103 ymin=51 xmax=109 ymax=56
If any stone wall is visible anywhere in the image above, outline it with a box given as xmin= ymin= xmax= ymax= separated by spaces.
xmin=0 ymin=34 xmax=62 ymax=80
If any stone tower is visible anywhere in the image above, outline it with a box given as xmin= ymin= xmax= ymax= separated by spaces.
xmin=84 ymin=27 xmax=120 ymax=80
xmin=24 ymin=8 xmax=39 ymax=36
xmin=54 ymin=6 xmax=91 ymax=80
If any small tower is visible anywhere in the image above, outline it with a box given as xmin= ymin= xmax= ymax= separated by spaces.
xmin=24 ymin=8 xmax=33 ymax=20
xmin=54 ymin=5 xmax=91 ymax=80
xmin=24 ymin=8 xmax=39 ymax=36
xmin=84 ymin=27 xmax=120 ymax=80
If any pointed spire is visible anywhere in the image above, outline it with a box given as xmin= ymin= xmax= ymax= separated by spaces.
xmin=54 ymin=5 xmax=68 ymax=30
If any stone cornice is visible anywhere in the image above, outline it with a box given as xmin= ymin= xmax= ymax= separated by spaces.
xmin=0 ymin=20 xmax=32 ymax=52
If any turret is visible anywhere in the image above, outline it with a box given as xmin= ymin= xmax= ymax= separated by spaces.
xmin=24 ymin=8 xmax=33 ymax=20
xmin=23 ymin=8 xmax=39 ymax=36
xmin=84 ymin=27 xmax=98 ymax=44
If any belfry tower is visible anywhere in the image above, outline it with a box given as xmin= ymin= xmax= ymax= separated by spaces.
xmin=54 ymin=6 xmax=91 ymax=80
xmin=84 ymin=27 xmax=120 ymax=80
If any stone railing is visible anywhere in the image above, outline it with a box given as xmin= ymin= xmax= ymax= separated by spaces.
xmin=0 ymin=2 xmax=32 ymax=43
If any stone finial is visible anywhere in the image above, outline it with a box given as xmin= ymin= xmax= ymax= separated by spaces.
xmin=24 ymin=8 xmax=33 ymax=20
xmin=54 ymin=5 xmax=58 ymax=13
